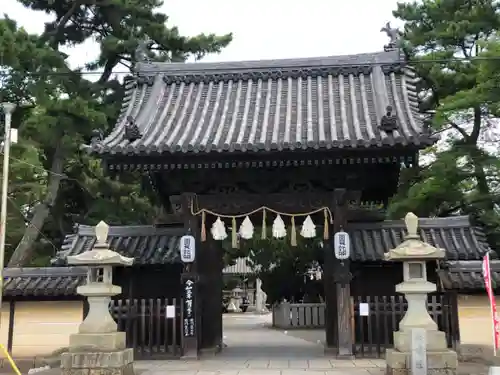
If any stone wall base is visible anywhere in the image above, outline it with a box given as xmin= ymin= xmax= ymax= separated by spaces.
xmin=385 ymin=348 xmax=457 ymax=375
xmin=61 ymin=348 xmax=134 ymax=375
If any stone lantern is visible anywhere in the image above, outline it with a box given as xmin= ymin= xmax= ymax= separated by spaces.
xmin=229 ymin=286 xmax=244 ymax=312
xmin=61 ymin=221 xmax=135 ymax=375
xmin=384 ymin=212 xmax=457 ymax=375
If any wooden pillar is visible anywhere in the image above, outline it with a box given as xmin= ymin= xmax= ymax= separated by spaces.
xmin=198 ymin=234 xmax=224 ymax=353
xmin=323 ymin=195 xmax=338 ymax=350
xmin=7 ymin=300 xmax=15 ymax=353
xmin=180 ymin=193 xmax=200 ymax=358
xmin=332 ymin=188 xmax=353 ymax=358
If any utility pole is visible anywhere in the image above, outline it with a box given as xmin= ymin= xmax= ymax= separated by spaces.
xmin=0 ymin=102 xmax=16 ymax=321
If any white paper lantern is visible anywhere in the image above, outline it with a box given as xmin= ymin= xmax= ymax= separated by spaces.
xmin=333 ymin=230 xmax=350 ymax=260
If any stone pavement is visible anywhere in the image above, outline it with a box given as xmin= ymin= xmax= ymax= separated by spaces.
xmin=12 ymin=313 xmax=491 ymax=374
xmin=135 ymin=313 xmax=385 ymax=375
xmin=134 ymin=358 xmax=385 ymax=375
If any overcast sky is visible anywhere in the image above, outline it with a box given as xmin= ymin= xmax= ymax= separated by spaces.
xmin=4 ymin=0 xmax=402 ymax=67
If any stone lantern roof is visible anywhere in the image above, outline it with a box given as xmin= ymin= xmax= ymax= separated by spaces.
xmin=66 ymin=221 xmax=134 ymax=267
xmin=384 ymin=212 xmax=446 ymax=261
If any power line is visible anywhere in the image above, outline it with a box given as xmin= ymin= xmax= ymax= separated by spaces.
xmin=3 ymin=153 xmax=96 ymax=199
xmin=0 ymin=56 xmax=500 ymax=78
xmin=1 ymin=153 xmax=98 ymax=258
xmin=6 ymin=196 xmax=59 ymax=256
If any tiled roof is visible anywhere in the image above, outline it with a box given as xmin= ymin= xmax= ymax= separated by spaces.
xmin=438 ymin=260 xmax=500 ymax=290
xmin=223 ymin=257 xmax=255 ymax=275
xmin=53 ymin=216 xmax=489 ymax=268
xmin=54 ymin=224 xmax=184 ymax=265
xmin=57 ymin=226 xmax=254 ymax=274
xmin=349 ymin=216 xmax=490 ymax=261
xmin=88 ymin=50 xmax=435 ymax=156
xmin=3 ymin=267 xmax=87 ymax=297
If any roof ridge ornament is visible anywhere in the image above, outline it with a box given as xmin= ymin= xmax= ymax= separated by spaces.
xmin=134 ymin=37 xmax=154 ymax=65
xmin=90 ymin=129 xmax=104 ymax=147
xmin=379 ymin=105 xmax=398 ymax=133
xmin=125 ymin=115 xmax=142 ymax=142
xmin=380 ymin=22 xmax=402 ymax=52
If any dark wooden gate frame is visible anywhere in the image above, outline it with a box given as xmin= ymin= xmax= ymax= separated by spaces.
xmin=174 ymin=189 xmax=362 ymax=358
xmin=138 ymin=191 xmax=464 ymax=360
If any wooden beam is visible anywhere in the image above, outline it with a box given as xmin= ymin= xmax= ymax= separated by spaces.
xmin=105 ymin=148 xmax=418 ymax=172
xmin=171 ymin=191 xmax=362 ymax=216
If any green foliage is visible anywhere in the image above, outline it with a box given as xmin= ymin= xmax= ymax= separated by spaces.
xmin=0 ymin=0 xmax=232 ymax=266
xmin=222 ymin=228 xmax=324 ymax=304
xmin=389 ymin=0 xmax=500 ymax=250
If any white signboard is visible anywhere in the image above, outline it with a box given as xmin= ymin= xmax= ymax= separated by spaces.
xmin=411 ymin=328 xmax=427 ymax=375
xmin=359 ymin=303 xmax=369 ymax=316
xmin=180 ymin=235 xmax=196 ymax=263
xmin=166 ymin=305 xmax=176 ymax=318
xmin=333 ymin=231 xmax=350 ymax=260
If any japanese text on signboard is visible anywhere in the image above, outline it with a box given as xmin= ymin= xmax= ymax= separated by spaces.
xmin=183 ymin=278 xmax=195 ymax=337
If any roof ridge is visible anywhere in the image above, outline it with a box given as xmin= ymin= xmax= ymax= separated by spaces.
xmin=77 ymin=224 xmax=184 ymax=237
xmin=350 ymin=215 xmax=472 ymax=229
xmin=4 ymin=266 xmax=88 ymax=277
xmin=136 ymin=50 xmax=402 ymax=75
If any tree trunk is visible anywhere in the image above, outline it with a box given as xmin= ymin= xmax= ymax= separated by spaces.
xmin=467 ymin=108 xmax=494 ymax=212
xmin=471 ymin=155 xmax=495 ymax=211
xmin=7 ymin=146 xmax=65 ymax=267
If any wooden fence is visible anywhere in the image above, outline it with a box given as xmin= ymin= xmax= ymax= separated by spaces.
xmin=272 ymin=302 xmax=325 ymax=328
xmin=110 ymin=298 xmax=182 ymax=359
xmin=272 ymin=293 xmax=460 ymax=358
xmin=352 ymin=293 xmax=460 ymax=357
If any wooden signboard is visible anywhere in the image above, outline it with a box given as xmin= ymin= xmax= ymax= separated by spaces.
xmin=182 ymin=276 xmax=196 ymax=337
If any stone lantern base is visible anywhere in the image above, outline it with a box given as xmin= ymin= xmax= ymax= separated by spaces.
xmin=61 ymin=333 xmax=134 ymax=375
xmin=69 ymin=332 xmax=127 ymax=351
xmin=385 ymin=349 xmax=458 ymax=375
xmin=61 ymin=349 xmax=134 ymax=375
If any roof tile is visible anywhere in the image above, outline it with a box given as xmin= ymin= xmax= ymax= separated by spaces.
xmin=223 ymin=258 xmax=255 ymax=275
xmin=3 ymin=267 xmax=87 ymax=297
xmin=89 ymin=51 xmax=435 ymax=156
xmin=349 ymin=216 xmax=490 ymax=261
xmin=6 ymin=216 xmax=490 ymax=297
xmin=53 ymin=216 xmax=489 ymax=267
xmin=438 ymin=260 xmax=500 ymax=290
xmin=55 ymin=225 xmax=184 ymax=265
